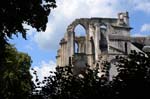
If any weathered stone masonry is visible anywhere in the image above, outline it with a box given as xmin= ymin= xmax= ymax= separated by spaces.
xmin=56 ymin=12 xmax=150 ymax=76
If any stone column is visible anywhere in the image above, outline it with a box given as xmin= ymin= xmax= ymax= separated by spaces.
xmin=94 ymin=23 xmax=101 ymax=61
xmin=123 ymin=12 xmax=129 ymax=26
xmin=66 ymin=30 xmax=74 ymax=66
xmin=60 ymin=42 xmax=63 ymax=66
xmin=76 ymin=37 xmax=85 ymax=53
xmin=64 ymin=43 xmax=67 ymax=65
xmin=59 ymin=38 xmax=68 ymax=66
xmin=89 ymin=24 xmax=95 ymax=54
xmin=88 ymin=24 xmax=95 ymax=66
xmin=67 ymin=31 xmax=74 ymax=57
xmin=60 ymin=48 xmax=62 ymax=66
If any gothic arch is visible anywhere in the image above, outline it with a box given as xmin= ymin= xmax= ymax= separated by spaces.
xmin=74 ymin=24 xmax=86 ymax=37
xmin=67 ymin=19 xmax=89 ymax=34
xmin=66 ymin=19 xmax=90 ymax=55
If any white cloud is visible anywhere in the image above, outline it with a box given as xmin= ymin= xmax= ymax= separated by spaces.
xmin=30 ymin=60 xmax=56 ymax=82
xmin=141 ymin=24 xmax=150 ymax=32
xmin=23 ymin=24 xmax=36 ymax=37
xmin=127 ymin=0 xmax=150 ymax=13
xmin=33 ymin=0 xmax=128 ymax=50
xmin=30 ymin=0 xmax=150 ymax=51
xmin=134 ymin=1 xmax=150 ymax=13
xmin=131 ymin=33 xmax=148 ymax=37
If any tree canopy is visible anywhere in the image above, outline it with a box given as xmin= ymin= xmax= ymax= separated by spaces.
xmin=112 ymin=51 xmax=150 ymax=98
xmin=0 ymin=1 xmax=57 ymax=98
xmin=0 ymin=0 xmax=56 ymax=66
xmin=0 ymin=0 xmax=56 ymax=39
xmin=32 ymin=51 xmax=150 ymax=99
xmin=0 ymin=45 xmax=33 ymax=99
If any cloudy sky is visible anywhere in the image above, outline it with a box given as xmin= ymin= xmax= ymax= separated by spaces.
xmin=9 ymin=0 xmax=150 ymax=81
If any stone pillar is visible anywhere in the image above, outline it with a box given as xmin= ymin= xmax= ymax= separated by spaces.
xmin=67 ymin=31 xmax=74 ymax=57
xmin=59 ymin=38 xmax=67 ymax=66
xmin=62 ymin=43 xmax=65 ymax=66
xmin=123 ymin=12 xmax=129 ymax=26
xmin=60 ymin=42 xmax=63 ymax=66
xmin=94 ymin=23 xmax=101 ymax=61
xmin=64 ymin=43 xmax=67 ymax=65
xmin=76 ymin=37 xmax=85 ymax=53
xmin=89 ymin=24 xmax=95 ymax=54
xmin=60 ymin=48 xmax=62 ymax=66
xmin=117 ymin=12 xmax=129 ymax=26
xmin=88 ymin=24 xmax=95 ymax=66
xmin=66 ymin=30 xmax=74 ymax=66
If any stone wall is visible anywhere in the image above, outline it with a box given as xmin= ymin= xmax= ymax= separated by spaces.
xmin=56 ymin=12 xmax=149 ymax=77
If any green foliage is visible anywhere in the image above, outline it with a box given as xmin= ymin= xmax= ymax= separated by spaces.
xmin=0 ymin=45 xmax=32 ymax=99
xmin=0 ymin=0 xmax=56 ymax=39
xmin=0 ymin=1 xmax=56 ymax=97
xmin=32 ymin=64 xmax=111 ymax=99
xmin=112 ymin=51 xmax=150 ymax=98
xmin=0 ymin=0 xmax=56 ymax=67
xmin=32 ymin=51 xmax=150 ymax=99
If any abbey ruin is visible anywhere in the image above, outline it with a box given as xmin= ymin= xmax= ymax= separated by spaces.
xmin=56 ymin=12 xmax=150 ymax=76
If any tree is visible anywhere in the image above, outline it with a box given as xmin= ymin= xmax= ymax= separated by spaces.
xmin=0 ymin=45 xmax=33 ymax=99
xmin=32 ymin=51 xmax=150 ymax=99
xmin=0 ymin=1 xmax=56 ymax=98
xmin=32 ymin=63 xmax=111 ymax=99
xmin=112 ymin=51 xmax=150 ymax=98
xmin=0 ymin=0 xmax=56 ymax=67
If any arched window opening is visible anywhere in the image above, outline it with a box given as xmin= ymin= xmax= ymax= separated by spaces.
xmin=100 ymin=24 xmax=107 ymax=34
xmin=74 ymin=24 xmax=86 ymax=37
xmin=100 ymin=24 xmax=108 ymax=52
xmin=75 ymin=42 xmax=79 ymax=53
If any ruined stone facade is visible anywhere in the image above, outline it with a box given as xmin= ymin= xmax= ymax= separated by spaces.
xmin=56 ymin=12 xmax=149 ymax=76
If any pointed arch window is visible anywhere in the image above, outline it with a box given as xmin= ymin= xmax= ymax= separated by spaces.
xmin=74 ymin=24 xmax=86 ymax=37
xmin=75 ymin=42 xmax=79 ymax=53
